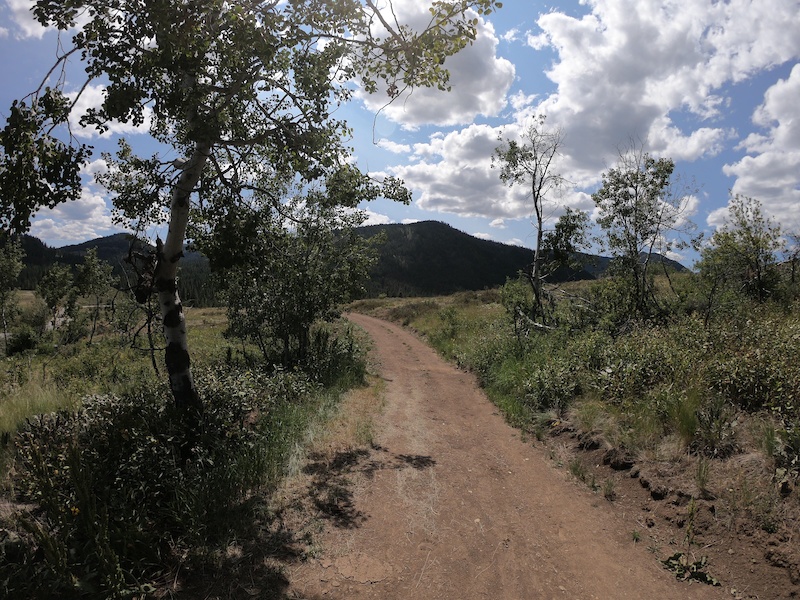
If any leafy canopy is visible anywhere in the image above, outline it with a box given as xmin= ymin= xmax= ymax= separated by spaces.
xmin=698 ymin=194 xmax=784 ymax=302
xmin=1 ymin=0 xmax=502 ymax=234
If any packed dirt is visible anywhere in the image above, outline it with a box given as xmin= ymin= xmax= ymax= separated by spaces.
xmin=282 ymin=314 xmax=735 ymax=599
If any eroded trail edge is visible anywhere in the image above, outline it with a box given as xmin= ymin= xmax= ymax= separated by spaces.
xmin=286 ymin=314 xmax=726 ymax=599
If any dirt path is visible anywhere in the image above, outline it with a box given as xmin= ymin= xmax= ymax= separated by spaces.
xmin=286 ymin=314 xmax=728 ymax=599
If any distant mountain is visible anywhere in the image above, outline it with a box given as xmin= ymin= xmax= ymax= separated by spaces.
xmin=12 ymin=233 xmax=216 ymax=306
xmin=355 ymin=221 xmax=596 ymax=297
xmin=355 ymin=221 xmax=687 ymax=297
xmin=58 ymin=233 xmax=147 ymax=264
xmin=10 ymin=222 xmax=687 ymax=301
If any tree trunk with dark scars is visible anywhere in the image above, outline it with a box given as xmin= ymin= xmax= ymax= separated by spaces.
xmin=154 ymin=141 xmax=210 ymax=415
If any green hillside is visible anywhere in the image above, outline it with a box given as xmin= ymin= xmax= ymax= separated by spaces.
xmin=356 ymin=220 xmax=596 ymax=297
xmin=10 ymin=222 xmax=686 ymax=301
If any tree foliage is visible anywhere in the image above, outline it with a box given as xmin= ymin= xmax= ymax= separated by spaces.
xmin=196 ymin=184 xmax=379 ymax=367
xmin=698 ymin=195 xmax=784 ymax=305
xmin=0 ymin=235 xmax=25 ymax=348
xmin=592 ymin=144 xmax=694 ymax=318
xmin=0 ymin=0 xmax=501 ymax=412
xmin=76 ymin=248 xmax=113 ymax=343
xmin=494 ymin=115 xmax=571 ymax=324
xmin=36 ymin=262 xmax=75 ymax=332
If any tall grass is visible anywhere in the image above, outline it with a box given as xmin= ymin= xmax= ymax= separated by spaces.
xmin=0 ymin=378 xmax=76 ymax=436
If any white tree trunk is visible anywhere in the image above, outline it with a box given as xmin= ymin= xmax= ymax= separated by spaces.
xmin=155 ymin=141 xmax=210 ymax=413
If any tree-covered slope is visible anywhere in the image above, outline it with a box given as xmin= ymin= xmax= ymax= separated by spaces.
xmin=355 ymin=221 xmax=596 ymax=297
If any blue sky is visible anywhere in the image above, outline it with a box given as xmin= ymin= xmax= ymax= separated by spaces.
xmin=1 ymin=0 xmax=799 ymax=268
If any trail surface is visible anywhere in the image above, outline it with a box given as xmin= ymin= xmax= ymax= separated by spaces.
xmin=287 ymin=313 xmax=726 ymax=599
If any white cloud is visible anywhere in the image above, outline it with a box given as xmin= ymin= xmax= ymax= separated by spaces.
xmin=502 ymin=28 xmax=520 ymax=43
xmin=390 ymin=122 xmax=594 ymax=221
xmin=30 ymin=186 xmax=117 ymax=246
xmin=67 ymin=83 xmax=152 ymax=139
xmin=722 ymin=64 xmax=800 ymax=229
xmin=0 ymin=26 xmax=9 ymax=38
xmin=6 ymin=0 xmax=47 ymax=39
xmin=489 ymin=218 xmax=506 ymax=229
xmin=376 ymin=139 xmax=411 ymax=154
xmin=401 ymin=218 xmax=420 ymax=224
xmin=473 ymin=232 xmax=492 ymax=240
xmin=706 ymin=205 xmax=729 ymax=230
xmin=647 ymin=117 xmax=735 ymax=161
xmin=382 ymin=0 xmax=800 ymax=227
xmin=529 ymin=0 xmax=800 ymax=175
xmin=359 ymin=9 xmax=514 ymax=128
xmin=390 ymin=123 xmax=524 ymax=219
xmin=360 ymin=209 xmax=394 ymax=226
xmin=81 ymin=158 xmax=109 ymax=178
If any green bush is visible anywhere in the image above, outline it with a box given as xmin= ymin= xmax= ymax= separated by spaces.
xmin=386 ymin=299 xmax=438 ymax=326
xmin=3 ymin=364 xmax=329 ymax=599
xmin=520 ymin=359 xmax=578 ymax=415
xmin=5 ymin=325 xmax=38 ymax=356
xmin=304 ymin=325 xmax=366 ymax=388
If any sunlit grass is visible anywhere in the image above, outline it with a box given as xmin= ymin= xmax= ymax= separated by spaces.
xmin=0 ymin=376 xmax=78 ymax=436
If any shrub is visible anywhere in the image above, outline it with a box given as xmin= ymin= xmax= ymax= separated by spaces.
xmin=304 ymin=325 xmax=366 ymax=388
xmin=5 ymin=325 xmax=38 ymax=356
xmin=4 ymin=364 xmax=329 ymax=598
xmin=386 ymin=300 xmax=438 ymax=326
xmin=520 ymin=359 xmax=578 ymax=415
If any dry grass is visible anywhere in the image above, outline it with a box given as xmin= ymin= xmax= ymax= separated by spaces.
xmin=305 ymin=375 xmax=386 ymax=456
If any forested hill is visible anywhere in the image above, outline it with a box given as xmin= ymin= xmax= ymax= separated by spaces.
xmin=12 ymin=222 xmax=686 ymax=301
xmin=355 ymin=221 xmax=597 ymax=297
xmin=14 ymin=233 xmax=216 ymax=306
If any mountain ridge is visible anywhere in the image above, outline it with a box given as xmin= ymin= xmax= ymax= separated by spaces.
xmin=11 ymin=221 xmax=687 ymax=298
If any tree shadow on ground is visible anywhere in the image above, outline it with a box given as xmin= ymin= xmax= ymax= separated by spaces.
xmin=176 ymin=445 xmax=436 ymax=599
xmin=302 ymin=445 xmax=437 ymax=529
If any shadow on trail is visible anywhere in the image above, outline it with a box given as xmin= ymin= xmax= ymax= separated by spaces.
xmin=179 ymin=446 xmax=437 ymax=598
xmin=302 ymin=446 xmax=437 ymax=529
xmin=172 ymin=495 xmax=297 ymax=600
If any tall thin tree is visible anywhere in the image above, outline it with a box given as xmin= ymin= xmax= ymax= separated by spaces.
xmin=494 ymin=115 xmax=567 ymax=324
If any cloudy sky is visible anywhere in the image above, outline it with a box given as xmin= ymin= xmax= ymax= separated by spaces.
xmin=1 ymin=0 xmax=799 ymax=266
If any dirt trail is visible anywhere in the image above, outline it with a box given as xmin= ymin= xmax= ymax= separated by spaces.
xmin=287 ymin=314 xmax=728 ymax=599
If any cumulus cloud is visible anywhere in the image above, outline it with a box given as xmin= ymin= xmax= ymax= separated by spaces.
xmin=360 ymin=209 xmax=394 ymax=226
xmin=5 ymin=0 xmax=46 ymax=39
xmin=390 ymin=124 xmax=523 ymax=219
xmin=376 ymin=139 xmax=411 ymax=154
xmin=30 ymin=187 xmax=117 ymax=246
xmin=390 ymin=121 xmax=595 ymax=221
xmin=722 ymin=64 xmax=800 ymax=229
xmin=67 ymin=84 xmax=152 ymax=139
xmin=81 ymin=158 xmax=109 ymax=179
xmin=382 ymin=0 xmax=800 ymax=228
xmin=501 ymin=28 xmax=520 ymax=43
xmin=530 ymin=0 xmax=800 ymax=173
xmin=358 ymin=3 xmax=514 ymax=128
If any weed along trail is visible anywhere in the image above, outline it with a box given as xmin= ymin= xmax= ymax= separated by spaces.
xmin=287 ymin=313 xmax=727 ymax=599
